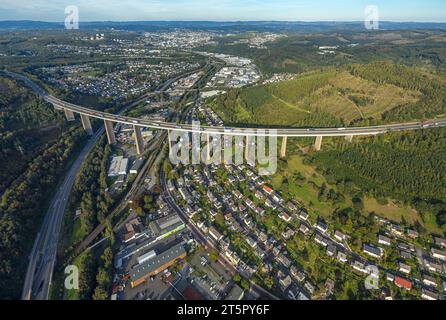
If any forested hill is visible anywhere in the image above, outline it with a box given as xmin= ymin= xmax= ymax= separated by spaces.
xmin=207 ymin=61 xmax=446 ymax=128
xmin=0 ymin=76 xmax=87 ymax=299
xmin=311 ymin=128 xmax=446 ymax=232
xmin=0 ymin=76 xmax=63 ymax=193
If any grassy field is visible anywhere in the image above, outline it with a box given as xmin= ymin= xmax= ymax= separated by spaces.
xmin=363 ymin=197 xmax=420 ymax=225
xmin=272 ymin=154 xmax=350 ymax=219
xmin=69 ymin=218 xmax=88 ymax=246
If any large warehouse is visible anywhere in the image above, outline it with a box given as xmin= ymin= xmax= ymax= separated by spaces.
xmin=130 ymin=243 xmax=187 ymax=288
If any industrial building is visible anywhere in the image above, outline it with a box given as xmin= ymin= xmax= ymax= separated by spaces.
xmin=108 ymin=156 xmax=129 ymax=177
xmin=130 ymin=243 xmax=187 ymax=288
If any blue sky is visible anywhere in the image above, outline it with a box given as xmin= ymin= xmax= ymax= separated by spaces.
xmin=0 ymin=0 xmax=445 ymax=22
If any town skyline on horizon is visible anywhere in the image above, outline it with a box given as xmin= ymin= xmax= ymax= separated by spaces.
xmin=1 ymin=0 xmax=445 ymax=23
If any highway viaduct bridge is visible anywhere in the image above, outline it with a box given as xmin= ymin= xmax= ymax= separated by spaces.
xmin=5 ymin=70 xmax=446 ymax=159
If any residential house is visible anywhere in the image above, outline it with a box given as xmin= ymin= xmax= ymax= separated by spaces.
xmin=352 ymin=261 xmax=368 ymax=274
xmin=406 ymin=229 xmax=419 ymax=239
xmin=326 ymin=244 xmax=336 ymax=257
xmin=279 ymin=212 xmax=292 ymax=223
xmin=287 ymin=201 xmax=298 ymax=212
xmin=208 ymin=227 xmax=223 ymax=242
xmin=314 ymin=234 xmax=329 ymax=247
xmin=299 ymin=223 xmax=311 ymax=236
xmin=334 ymin=230 xmax=347 ymax=242
xmin=363 ymin=244 xmax=383 ymax=259
xmin=432 ymin=248 xmax=446 ymax=261
xmin=394 ymin=276 xmax=412 ymax=291
xmin=282 ymin=228 xmax=295 ymax=240
xmin=386 ymin=272 xmax=395 ymax=282
xmin=298 ymin=208 xmax=309 ymax=221
xmin=315 ymin=220 xmax=328 ymax=234
xmin=337 ymin=251 xmax=348 ymax=264
xmin=390 ymin=224 xmax=404 ymax=237
xmin=279 ymin=274 xmax=292 ymax=292
xmin=304 ymin=282 xmax=315 ymax=295
xmin=424 ymin=258 xmax=443 ymax=273
xmin=398 ymin=262 xmax=411 ymax=275
xmin=290 ymin=266 xmax=306 ymax=282
xmin=246 ymin=236 xmax=257 ymax=249
xmin=378 ymin=235 xmax=392 ymax=246
xmin=421 ymin=288 xmax=438 ymax=300
xmin=278 ymin=254 xmax=292 ymax=268
xmin=434 ymin=237 xmax=446 ymax=248
xmin=422 ymin=275 xmax=437 ymax=288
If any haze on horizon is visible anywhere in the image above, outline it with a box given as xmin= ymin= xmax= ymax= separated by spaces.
xmin=0 ymin=0 xmax=445 ymax=23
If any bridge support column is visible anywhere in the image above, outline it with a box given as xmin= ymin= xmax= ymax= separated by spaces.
xmin=64 ymin=109 xmax=75 ymax=122
xmin=314 ymin=136 xmax=323 ymax=151
xmin=280 ymin=136 xmax=288 ymax=158
xmin=206 ymin=133 xmax=211 ymax=162
xmin=244 ymin=136 xmax=249 ymax=162
xmin=80 ymin=114 xmax=93 ymax=136
xmin=345 ymin=135 xmax=353 ymax=143
xmin=133 ymin=126 xmax=144 ymax=155
xmin=104 ymin=120 xmax=116 ymax=145
xmin=245 ymin=135 xmax=255 ymax=166
xmin=167 ymin=130 xmax=173 ymax=156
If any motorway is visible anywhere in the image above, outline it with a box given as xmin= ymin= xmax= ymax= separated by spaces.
xmin=21 ymin=128 xmax=104 ymax=300
xmin=13 ymin=69 xmax=204 ymax=300
xmin=4 ymin=71 xmax=446 ymax=138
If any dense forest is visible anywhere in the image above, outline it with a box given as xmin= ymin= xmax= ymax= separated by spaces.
xmin=0 ymin=126 xmax=87 ymax=299
xmin=50 ymin=137 xmax=117 ymax=300
xmin=0 ymin=76 xmax=64 ymax=193
xmin=310 ymin=128 xmax=446 ymax=231
xmin=67 ymin=137 xmax=113 ymax=245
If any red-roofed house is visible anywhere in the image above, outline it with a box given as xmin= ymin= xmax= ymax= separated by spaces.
xmin=394 ymin=276 xmax=412 ymax=291
xmin=263 ymin=185 xmax=273 ymax=195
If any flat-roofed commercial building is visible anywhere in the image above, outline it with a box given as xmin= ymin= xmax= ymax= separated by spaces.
xmin=130 ymin=243 xmax=186 ymax=288
xmin=157 ymin=214 xmax=183 ymax=230
xmin=108 ymin=156 xmax=129 ymax=177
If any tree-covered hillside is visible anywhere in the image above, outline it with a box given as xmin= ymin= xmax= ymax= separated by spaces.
xmin=208 ymin=62 xmax=444 ymax=127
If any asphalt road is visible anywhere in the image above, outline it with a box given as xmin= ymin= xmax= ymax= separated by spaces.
xmin=160 ymin=168 xmax=280 ymax=300
xmin=22 ymin=128 xmax=104 ymax=300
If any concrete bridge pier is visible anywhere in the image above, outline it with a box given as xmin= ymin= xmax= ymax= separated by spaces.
xmin=80 ymin=114 xmax=93 ymax=136
xmin=206 ymin=133 xmax=211 ymax=162
xmin=280 ymin=136 xmax=288 ymax=158
xmin=64 ymin=109 xmax=75 ymax=122
xmin=345 ymin=135 xmax=354 ymax=143
xmin=133 ymin=125 xmax=144 ymax=155
xmin=167 ymin=130 xmax=173 ymax=156
xmin=314 ymin=136 xmax=323 ymax=151
xmin=244 ymin=136 xmax=249 ymax=162
xmin=104 ymin=120 xmax=116 ymax=145
xmin=245 ymin=135 xmax=255 ymax=166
